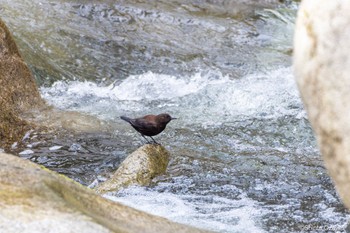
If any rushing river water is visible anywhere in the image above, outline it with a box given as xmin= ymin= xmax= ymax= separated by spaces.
xmin=1 ymin=0 xmax=350 ymax=232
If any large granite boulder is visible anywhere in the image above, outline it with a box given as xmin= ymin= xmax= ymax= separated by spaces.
xmin=0 ymin=152 xmax=210 ymax=233
xmin=294 ymin=1 xmax=350 ymax=208
xmin=96 ymin=144 xmax=170 ymax=194
xmin=0 ymin=19 xmax=45 ymax=149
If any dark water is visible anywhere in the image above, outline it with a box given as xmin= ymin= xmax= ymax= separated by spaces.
xmin=1 ymin=0 xmax=349 ymax=232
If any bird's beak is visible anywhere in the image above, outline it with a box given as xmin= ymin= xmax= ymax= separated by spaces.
xmin=171 ymin=117 xmax=178 ymax=120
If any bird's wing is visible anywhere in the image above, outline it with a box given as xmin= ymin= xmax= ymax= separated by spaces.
xmin=131 ymin=118 xmax=158 ymax=135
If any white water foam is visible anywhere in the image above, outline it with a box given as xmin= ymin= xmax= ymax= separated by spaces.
xmin=110 ymin=71 xmax=228 ymax=101
xmin=105 ymin=186 xmax=268 ymax=233
xmin=40 ymin=67 xmax=304 ymax=125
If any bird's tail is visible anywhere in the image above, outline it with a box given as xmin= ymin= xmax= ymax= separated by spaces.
xmin=120 ymin=116 xmax=132 ymax=123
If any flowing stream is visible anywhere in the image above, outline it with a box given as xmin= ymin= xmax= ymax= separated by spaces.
xmin=1 ymin=0 xmax=349 ymax=232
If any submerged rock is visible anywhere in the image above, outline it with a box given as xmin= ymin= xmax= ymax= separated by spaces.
xmin=0 ymin=18 xmax=45 ymax=149
xmin=294 ymin=1 xmax=350 ymax=209
xmin=0 ymin=152 xmax=210 ymax=233
xmin=95 ymin=144 xmax=170 ymax=194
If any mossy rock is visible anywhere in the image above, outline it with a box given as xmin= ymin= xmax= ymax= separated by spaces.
xmin=95 ymin=144 xmax=170 ymax=194
xmin=0 ymin=18 xmax=45 ymax=149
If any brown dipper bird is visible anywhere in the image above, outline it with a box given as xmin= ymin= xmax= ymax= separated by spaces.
xmin=120 ymin=113 xmax=177 ymax=144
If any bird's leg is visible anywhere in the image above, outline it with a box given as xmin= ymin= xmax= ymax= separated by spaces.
xmin=149 ymin=136 xmax=160 ymax=145
xmin=141 ymin=134 xmax=151 ymax=144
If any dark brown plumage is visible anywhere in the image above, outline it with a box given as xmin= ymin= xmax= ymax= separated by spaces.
xmin=120 ymin=113 xmax=177 ymax=144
